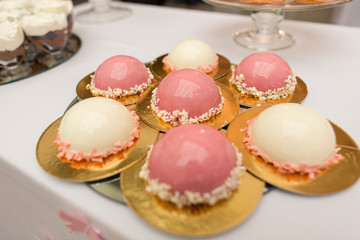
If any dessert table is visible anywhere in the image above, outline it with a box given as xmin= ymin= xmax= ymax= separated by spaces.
xmin=1 ymin=2 xmax=359 ymax=240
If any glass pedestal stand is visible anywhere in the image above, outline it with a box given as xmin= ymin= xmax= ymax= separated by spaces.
xmin=76 ymin=0 xmax=131 ymax=24
xmin=235 ymin=11 xmax=295 ymax=51
xmin=203 ymin=0 xmax=352 ymax=51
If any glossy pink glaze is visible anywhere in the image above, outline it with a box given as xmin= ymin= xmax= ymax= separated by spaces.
xmin=155 ymin=69 xmax=221 ymax=118
xmin=93 ymin=55 xmax=149 ymax=91
xmin=235 ymin=52 xmax=292 ymax=92
xmin=148 ymin=124 xmax=238 ymax=194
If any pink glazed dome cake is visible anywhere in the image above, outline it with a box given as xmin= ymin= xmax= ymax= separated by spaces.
xmin=139 ymin=124 xmax=243 ymax=208
xmin=230 ymin=52 xmax=297 ymax=101
xmin=150 ymin=69 xmax=224 ymax=126
xmin=55 ymin=97 xmax=140 ymax=168
xmin=87 ymin=55 xmax=154 ymax=99
xmin=243 ymin=103 xmax=343 ymax=178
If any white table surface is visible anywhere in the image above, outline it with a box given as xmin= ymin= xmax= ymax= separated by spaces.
xmin=1 ymin=2 xmax=360 ymax=240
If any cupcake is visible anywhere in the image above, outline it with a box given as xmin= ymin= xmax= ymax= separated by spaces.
xmin=230 ymin=52 xmax=297 ymax=101
xmin=139 ymin=124 xmax=243 ymax=208
xmin=151 ymin=69 xmax=224 ymax=126
xmin=21 ymin=12 xmax=69 ymax=55
xmin=87 ymin=55 xmax=154 ymax=99
xmin=243 ymin=103 xmax=344 ymax=178
xmin=55 ymin=97 xmax=140 ymax=166
xmin=162 ymin=39 xmax=219 ymax=74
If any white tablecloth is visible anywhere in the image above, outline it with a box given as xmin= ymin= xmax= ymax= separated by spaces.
xmin=1 ymin=2 xmax=359 ymax=240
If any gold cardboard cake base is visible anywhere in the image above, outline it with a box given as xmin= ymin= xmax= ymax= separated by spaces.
xmin=121 ymin=158 xmax=265 ymax=237
xmin=150 ymin=54 xmax=231 ymax=81
xmin=215 ymin=67 xmax=234 ymax=85
xmin=136 ymin=82 xmax=240 ymax=132
xmin=227 ymin=106 xmax=360 ymax=194
xmin=76 ymin=72 xmax=95 ymax=100
xmin=36 ymin=118 xmax=159 ymax=182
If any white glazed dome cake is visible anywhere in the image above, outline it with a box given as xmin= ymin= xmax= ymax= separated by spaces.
xmin=139 ymin=124 xmax=243 ymax=208
xmin=243 ymin=103 xmax=343 ymax=178
xmin=55 ymin=97 xmax=140 ymax=165
xmin=162 ymin=39 xmax=219 ymax=74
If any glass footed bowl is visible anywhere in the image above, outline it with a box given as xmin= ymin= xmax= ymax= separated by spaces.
xmin=203 ymin=0 xmax=352 ymax=50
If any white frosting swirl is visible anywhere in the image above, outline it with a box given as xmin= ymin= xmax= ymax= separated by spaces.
xmin=0 ymin=9 xmax=31 ymax=22
xmin=33 ymin=0 xmax=73 ymax=15
xmin=0 ymin=0 xmax=32 ymax=11
xmin=0 ymin=21 xmax=24 ymax=51
xmin=21 ymin=12 xmax=67 ymax=36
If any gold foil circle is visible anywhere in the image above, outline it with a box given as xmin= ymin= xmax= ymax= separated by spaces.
xmin=136 ymin=82 xmax=240 ymax=132
xmin=150 ymin=54 xmax=231 ymax=81
xmin=121 ymin=158 xmax=265 ymax=237
xmin=215 ymin=67 xmax=234 ymax=85
xmin=76 ymin=72 xmax=94 ymax=100
xmin=76 ymin=64 xmax=158 ymax=106
xmin=227 ymin=106 xmax=360 ymax=194
xmin=224 ymin=68 xmax=308 ymax=108
xmin=36 ymin=118 xmax=159 ymax=182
